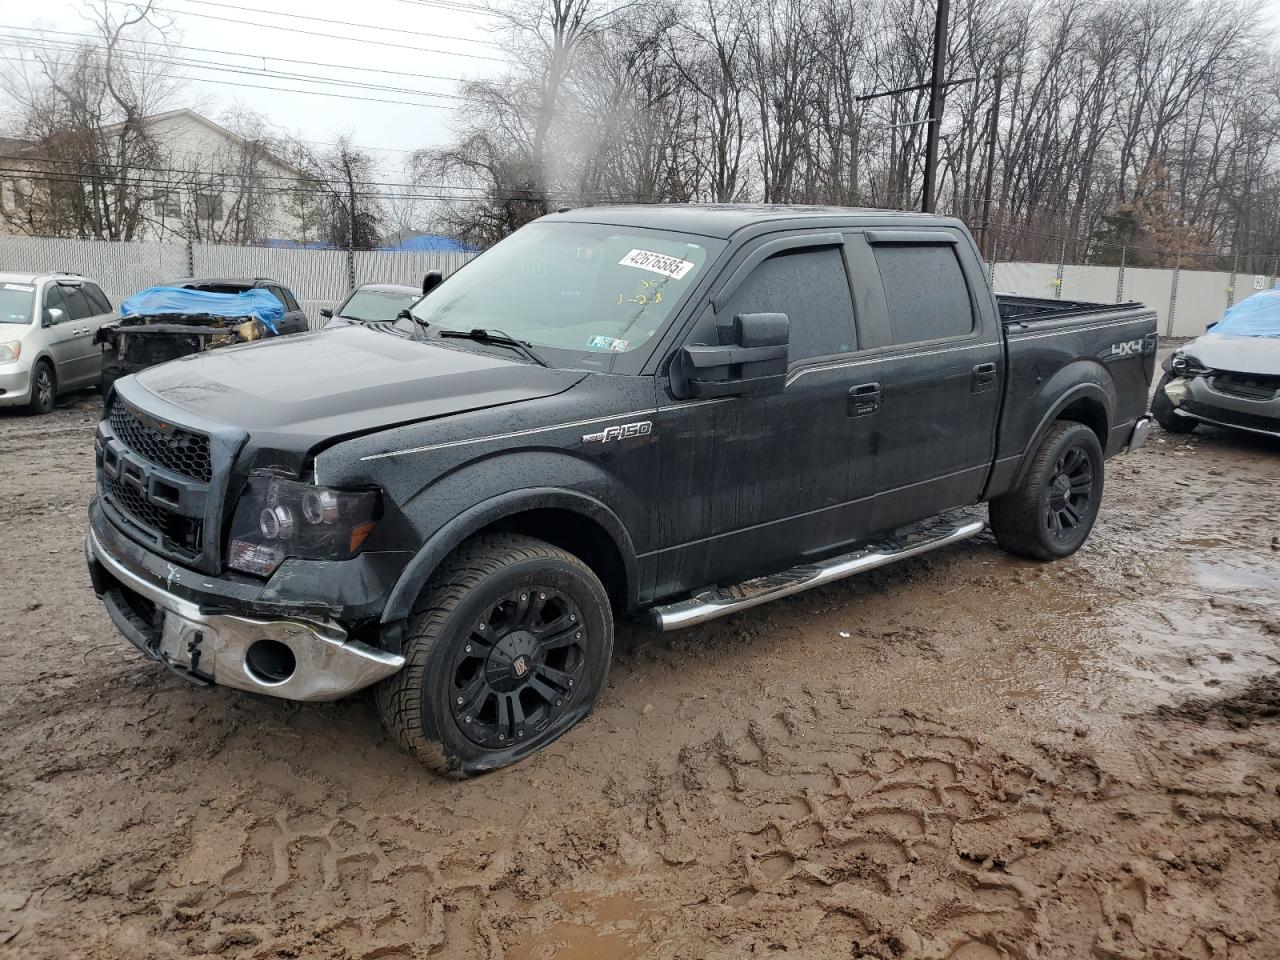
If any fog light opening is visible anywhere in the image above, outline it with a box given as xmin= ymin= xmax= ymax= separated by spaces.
xmin=245 ymin=639 xmax=296 ymax=685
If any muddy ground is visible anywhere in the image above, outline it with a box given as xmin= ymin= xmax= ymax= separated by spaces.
xmin=1 ymin=377 xmax=1279 ymax=960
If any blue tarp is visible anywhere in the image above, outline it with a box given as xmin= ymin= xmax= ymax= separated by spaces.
xmin=120 ymin=286 xmax=282 ymax=335
xmin=1211 ymin=290 xmax=1280 ymax=338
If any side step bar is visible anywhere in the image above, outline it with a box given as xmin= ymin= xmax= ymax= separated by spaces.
xmin=648 ymin=515 xmax=987 ymax=631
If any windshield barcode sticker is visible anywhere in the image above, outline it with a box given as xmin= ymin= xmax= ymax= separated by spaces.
xmin=618 ymin=249 xmax=695 ymax=280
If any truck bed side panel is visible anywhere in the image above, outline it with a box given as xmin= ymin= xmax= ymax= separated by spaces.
xmin=985 ymin=308 xmax=1157 ymax=499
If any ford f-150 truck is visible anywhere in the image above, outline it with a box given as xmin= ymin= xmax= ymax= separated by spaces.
xmin=85 ymin=205 xmax=1157 ymax=776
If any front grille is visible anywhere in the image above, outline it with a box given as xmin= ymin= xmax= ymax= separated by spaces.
xmin=108 ymin=402 xmax=212 ymax=482
xmin=102 ymin=471 xmax=204 ymax=557
xmin=1210 ymin=373 xmax=1280 ymax=402
xmin=1184 ymin=400 xmax=1280 ymax=435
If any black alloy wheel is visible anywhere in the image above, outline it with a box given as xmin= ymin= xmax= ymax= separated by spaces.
xmin=449 ymin=587 xmax=588 ymax=748
xmin=1044 ymin=445 xmax=1093 ymax=542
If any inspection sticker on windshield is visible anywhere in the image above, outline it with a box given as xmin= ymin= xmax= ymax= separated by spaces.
xmin=618 ymin=249 xmax=695 ymax=280
xmin=3 ymin=283 xmax=34 ymax=292
xmin=587 ymin=335 xmax=630 ymax=352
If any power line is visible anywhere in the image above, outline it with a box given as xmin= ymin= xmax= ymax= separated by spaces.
xmin=158 ymin=0 xmax=502 ymax=46
xmin=0 ymin=24 xmax=490 ymax=86
xmin=101 ymin=1 xmax=509 ymax=62
xmin=0 ymin=38 xmax=470 ymax=102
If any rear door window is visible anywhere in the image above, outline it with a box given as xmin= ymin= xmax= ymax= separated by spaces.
xmin=280 ymin=287 xmax=301 ymax=312
xmin=83 ymin=282 xmax=113 ymax=315
xmin=59 ymin=285 xmax=93 ymax=321
xmin=720 ymin=247 xmax=855 ymax=362
xmin=265 ymin=285 xmax=289 ymax=307
xmin=870 ymin=244 xmax=974 ymax=344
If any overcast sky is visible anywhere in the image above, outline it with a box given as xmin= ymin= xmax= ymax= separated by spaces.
xmin=5 ymin=0 xmax=1280 ymax=186
xmin=2 ymin=0 xmax=507 ymax=182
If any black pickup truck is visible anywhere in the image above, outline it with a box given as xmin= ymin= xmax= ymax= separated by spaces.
xmin=86 ymin=206 xmax=1157 ymax=776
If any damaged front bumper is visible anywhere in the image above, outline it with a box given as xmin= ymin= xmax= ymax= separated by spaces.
xmin=1163 ymin=375 xmax=1280 ymax=438
xmin=86 ymin=523 xmax=404 ymax=702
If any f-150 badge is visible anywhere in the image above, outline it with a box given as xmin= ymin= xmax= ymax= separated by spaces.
xmin=583 ymin=421 xmax=653 ymax=443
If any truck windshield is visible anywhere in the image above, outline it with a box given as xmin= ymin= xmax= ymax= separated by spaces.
xmin=408 ymin=222 xmax=722 ymax=365
xmin=0 ymin=283 xmax=36 ymax=324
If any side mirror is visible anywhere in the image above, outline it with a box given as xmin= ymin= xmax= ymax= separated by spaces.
xmin=43 ymin=307 xmax=65 ymax=327
xmin=320 ymin=308 xmax=333 ymax=319
xmin=422 ymin=270 xmax=444 ymax=296
xmin=677 ymin=312 xmax=789 ymax=398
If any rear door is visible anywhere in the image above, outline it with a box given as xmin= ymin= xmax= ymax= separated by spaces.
xmin=55 ymin=283 xmax=105 ymax=387
xmin=653 ymin=231 xmax=878 ymax=594
xmin=846 ymin=230 xmax=1003 ymax=533
xmin=262 ymin=283 xmax=307 ymax=334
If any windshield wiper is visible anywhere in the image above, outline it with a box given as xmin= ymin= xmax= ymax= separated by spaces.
xmin=438 ymin=328 xmax=548 ymax=367
xmin=395 ymin=309 xmax=432 ymax=340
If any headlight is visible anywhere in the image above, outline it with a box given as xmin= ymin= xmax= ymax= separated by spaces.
xmin=0 ymin=341 xmax=20 ymax=363
xmin=1169 ymin=353 xmax=1209 ymax=377
xmin=227 ymin=471 xmax=381 ymax=577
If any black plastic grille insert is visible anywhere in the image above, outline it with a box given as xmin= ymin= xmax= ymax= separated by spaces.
xmin=108 ymin=402 xmax=212 ymax=482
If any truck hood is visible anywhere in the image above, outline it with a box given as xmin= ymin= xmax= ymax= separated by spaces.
xmin=1184 ymin=333 xmax=1280 ymax=376
xmin=132 ymin=325 xmax=585 ymax=449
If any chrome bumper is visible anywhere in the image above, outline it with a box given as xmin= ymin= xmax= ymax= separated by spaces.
xmin=87 ymin=529 xmax=404 ymax=701
xmin=1126 ymin=415 xmax=1153 ymax=453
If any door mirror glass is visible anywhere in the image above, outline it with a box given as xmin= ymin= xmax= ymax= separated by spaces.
xmin=44 ymin=306 xmax=65 ymax=327
xmin=677 ymin=312 xmax=789 ymax=399
xmin=422 ymin=270 xmax=443 ymax=296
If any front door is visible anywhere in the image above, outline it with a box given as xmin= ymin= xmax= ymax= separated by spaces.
xmin=652 ymin=233 xmax=878 ymax=597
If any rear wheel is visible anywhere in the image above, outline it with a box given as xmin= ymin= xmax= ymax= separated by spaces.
xmin=990 ymin=421 xmax=1104 ymax=561
xmin=1152 ymin=373 xmax=1196 ymax=434
xmin=26 ymin=361 xmax=55 ymax=415
xmin=376 ymin=533 xmax=613 ymax=777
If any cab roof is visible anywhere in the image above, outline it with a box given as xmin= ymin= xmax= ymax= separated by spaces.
xmin=546 ymin=203 xmax=965 ymax=239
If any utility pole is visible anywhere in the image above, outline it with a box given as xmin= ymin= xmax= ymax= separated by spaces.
xmin=921 ymin=0 xmax=951 ymax=213
xmin=978 ymin=68 xmax=1003 ymax=259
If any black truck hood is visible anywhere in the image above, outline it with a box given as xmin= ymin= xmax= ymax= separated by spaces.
xmin=132 ymin=325 xmax=585 ymax=449
xmin=1184 ymin=333 xmax=1280 ymax=377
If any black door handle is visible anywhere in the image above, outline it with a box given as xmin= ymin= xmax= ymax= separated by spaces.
xmin=848 ymin=382 xmax=881 ymax=417
xmin=972 ymin=362 xmax=997 ymax=392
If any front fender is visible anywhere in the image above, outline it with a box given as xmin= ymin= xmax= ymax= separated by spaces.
xmin=380 ymin=486 xmax=638 ymax=625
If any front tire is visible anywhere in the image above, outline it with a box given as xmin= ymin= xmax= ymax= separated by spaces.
xmin=989 ymin=421 xmax=1104 ymax=561
xmin=376 ymin=533 xmax=614 ymax=777
xmin=1152 ymin=373 xmax=1196 ymax=433
xmin=26 ymin=360 xmax=55 ymax=415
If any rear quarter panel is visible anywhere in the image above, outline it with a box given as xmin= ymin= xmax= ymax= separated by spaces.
xmin=986 ymin=308 xmax=1157 ymax=498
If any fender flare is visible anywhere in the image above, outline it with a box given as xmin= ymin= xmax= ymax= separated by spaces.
xmin=1011 ymin=381 xmax=1113 ymax=488
xmin=380 ymin=487 xmax=639 ymax=626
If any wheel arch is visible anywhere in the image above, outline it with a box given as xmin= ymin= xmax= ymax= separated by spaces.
xmin=1012 ymin=382 xmax=1112 ymax=488
xmin=381 ymin=488 xmax=638 ymax=629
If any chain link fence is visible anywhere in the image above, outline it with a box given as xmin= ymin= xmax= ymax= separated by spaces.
xmin=0 ymin=235 xmax=477 ymax=327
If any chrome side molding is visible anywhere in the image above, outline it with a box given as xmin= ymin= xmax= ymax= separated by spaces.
xmin=648 ymin=515 xmax=987 ymax=631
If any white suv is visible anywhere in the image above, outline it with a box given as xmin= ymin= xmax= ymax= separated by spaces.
xmin=0 ymin=272 xmax=115 ymax=415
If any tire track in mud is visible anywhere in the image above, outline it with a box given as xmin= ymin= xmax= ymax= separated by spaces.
xmin=4 ymin=405 xmax=1280 ymax=960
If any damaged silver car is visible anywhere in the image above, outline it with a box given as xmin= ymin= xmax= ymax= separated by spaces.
xmin=1153 ymin=290 xmax=1280 ymax=439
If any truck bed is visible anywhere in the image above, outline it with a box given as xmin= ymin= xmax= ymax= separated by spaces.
xmin=997 ymin=293 xmax=1142 ymax=324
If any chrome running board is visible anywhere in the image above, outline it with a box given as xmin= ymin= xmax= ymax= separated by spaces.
xmin=648 ymin=514 xmax=987 ymax=631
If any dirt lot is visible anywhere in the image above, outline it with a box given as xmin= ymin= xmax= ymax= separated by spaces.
xmin=1 ymin=389 xmax=1279 ymax=960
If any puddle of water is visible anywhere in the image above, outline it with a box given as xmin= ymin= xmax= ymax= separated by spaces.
xmin=506 ymin=922 xmax=637 ymax=960
xmin=508 ymin=892 xmax=651 ymax=960
xmin=1192 ymin=559 xmax=1280 ymax=592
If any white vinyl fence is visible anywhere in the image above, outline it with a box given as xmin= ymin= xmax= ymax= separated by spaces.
xmin=0 ymin=235 xmax=476 ymax=327
xmin=2 ymin=233 xmax=1276 ymax=337
xmin=992 ymin=259 xmax=1280 ymax=337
